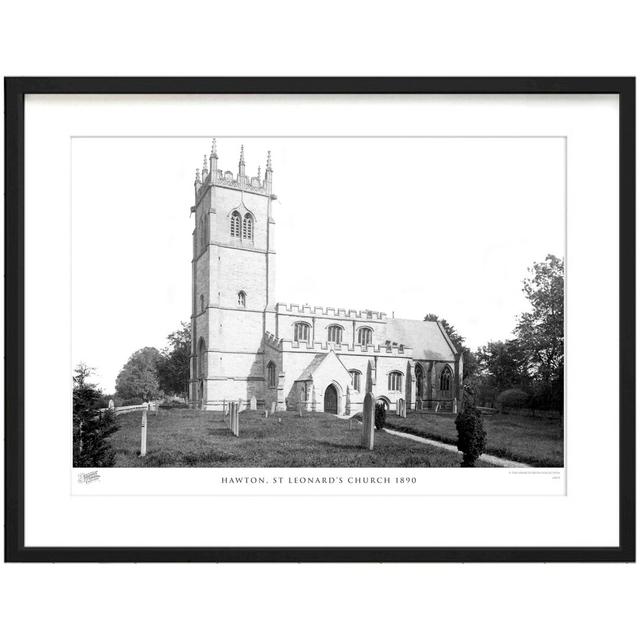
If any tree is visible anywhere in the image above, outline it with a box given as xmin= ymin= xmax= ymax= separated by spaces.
xmin=514 ymin=254 xmax=564 ymax=407
xmin=157 ymin=322 xmax=191 ymax=399
xmin=423 ymin=313 xmax=478 ymax=379
xmin=73 ymin=363 xmax=119 ymax=467
xmin=475 ymin=339 xmax=530 ymax=390
xmin=115 ymin=347 xmax=162 ymax=401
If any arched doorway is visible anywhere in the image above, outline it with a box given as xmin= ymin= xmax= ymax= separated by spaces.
xmin=324 ymin=384 xmax=338 ymax=414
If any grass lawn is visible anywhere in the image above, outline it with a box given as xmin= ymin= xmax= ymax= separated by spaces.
xmin=108 ymin=409 xmax=493 ymax=468
xmin=385 ymin=410 xmax=564 ymax=467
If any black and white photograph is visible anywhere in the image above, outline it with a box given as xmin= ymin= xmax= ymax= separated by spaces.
xmin=72 ymin=136 xmax=565 ymax=470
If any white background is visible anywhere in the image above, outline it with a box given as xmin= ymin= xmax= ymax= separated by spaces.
xmin=1 ymin=2 xmax=638 ymax=640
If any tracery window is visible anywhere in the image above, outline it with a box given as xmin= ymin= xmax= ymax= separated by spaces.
xmin=242 ymin=213 xmax=253 ymax=240
xmin=349 ymin=370 xmax=362 ymax=392
xmin=327 ymin=325 xmax=343 ymax=344
xmin=294 ymin=322 xmax=310 ymax=342
xmin=440 ymin=366 xmax=452 ymax=391
xmin=357 ymin=327 xmax=373 ymax=345
xmin=230 ymin=211 xmax=241 ymax=237
xmin=388 ymin=371 xmax=403 ymax=392
xmin=267 ymin=361 xmax=276 ymax=388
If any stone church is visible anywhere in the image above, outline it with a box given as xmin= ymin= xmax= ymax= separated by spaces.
xmin=189 ymin=141 xmax=462 ymax=415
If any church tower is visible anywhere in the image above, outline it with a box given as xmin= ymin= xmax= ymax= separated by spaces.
xmin=189 ymin=140 xmax=277 ymax=409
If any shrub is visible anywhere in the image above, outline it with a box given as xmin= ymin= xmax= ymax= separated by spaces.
xmin=73 ymin=365 xmax=119 ymax=468
xmin=496 ymin=388 xmax=530 ymax=412
xmin=374 ymin=403 xmax=386 ymax=429
xmin=455 ymin=407 xmax=486 ymax=467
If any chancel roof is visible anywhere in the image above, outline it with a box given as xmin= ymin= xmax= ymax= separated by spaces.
xmin=385 ymin=319 xmax=457 ymax=361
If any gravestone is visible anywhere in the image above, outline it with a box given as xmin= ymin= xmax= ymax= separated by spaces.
xmin=250 ymin=396 xmax=257 ymax=411
xmin=228 ymin=402 xmax=235 ymax=432
xmin=238 ymin=398 xmax=243 ymax=413
xmin=270 ymin=401 xmax=276 ymax=415
xmin=140 ymin=409 xmax=148 ymax=457
xmin=435 ymin=401 xmax=440 ymax=413
xmin=231 ymin=402 xmax=239 ymax=437
xmin=223 ymin=400 xmax=229 ymax=416
xmin=453 ymin=398 xmax=458 ymax=414
xmin=361 ymin=392 xmax=375 ymax=450
xmin=108 ymin=399 xmax=115 ymax=411
xmin=264 ymin=409 xmax=269 ymax=418
xmin=398 ymin=398 xmax=406 ymax=418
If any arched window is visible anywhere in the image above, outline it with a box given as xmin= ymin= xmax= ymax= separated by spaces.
xmin=349 ymin=369 xmax=362 ymax=392
xmin=200 ymin=294 xmax=205 ymax=313
xmin=388 ymin=371 xmax=403 ymax=392
xmin=242 ymin=213 xmax=253 ymax=240
xmin=440 ymin=366 xmax=452 ymax=391
xmin=197 ymin=337 xmax=207 ymax=378
xmin=415 ymin=363 xmax=424 ymax=399
xmin=237 ymin=290 xmax=246 ymax=307
xmin=294 ymin=322 xmax=310 ymax=342
xmin=327 ymin=325 xmax=343 ymax=344
xmin=357 ymin=327 xmax=373 ymax=345
xmin=266 ymin=361 xmax=276 ymax=388
xmin=230 ymin=211 xmax=241 ymax=237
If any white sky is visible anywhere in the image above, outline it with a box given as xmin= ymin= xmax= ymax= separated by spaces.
xmin=72 ymin=137 xmax=565 ymax=393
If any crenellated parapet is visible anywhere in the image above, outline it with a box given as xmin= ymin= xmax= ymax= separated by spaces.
xmin=211 ymin=168 xmax=269 ymax=195
xmin=194 ymin=139 xmax=274 ymax=201
xmin=264 ymin=331 xmax=282 ymax=348
xmin=276 ymin=302 xmax=388 ymax=321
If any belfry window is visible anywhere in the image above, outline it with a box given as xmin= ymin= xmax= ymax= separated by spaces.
xmin=357 ymin=327 xmax=373 ymax=345
xmin=294 ymin=322 xmax=310 ymax=343
xmin=242 ymin=214 xmax=253 ymax=240
xmin=237 ymin=291 xmax=246 ymax=307
xmin=349 ymin=370 xmax=362 ymax=392
xmin=230 ymin=211 xmax=241 ymax=237
xmin=267 ymin=361 xmax=276 ymax=388
xmin=200 ymin=294 xmax=205 ymax=312
xmin=327 ymin=325 xmax=343 ymax=344
xmin=440 ymin=366 xmax=452 ymax=391
xmin=388 ymin=371 xmax=402 ymax=392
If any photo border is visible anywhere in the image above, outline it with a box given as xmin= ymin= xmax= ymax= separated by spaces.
xmin=4 ymin=77 xmax=635 ymax=562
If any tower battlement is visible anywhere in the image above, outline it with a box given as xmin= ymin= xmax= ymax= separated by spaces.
xmin=194 ymin=139 xmax=274 ymax=201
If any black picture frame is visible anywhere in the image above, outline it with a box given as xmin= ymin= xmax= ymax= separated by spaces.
xmin=4 ymin=77 xmax=635 ymax=563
